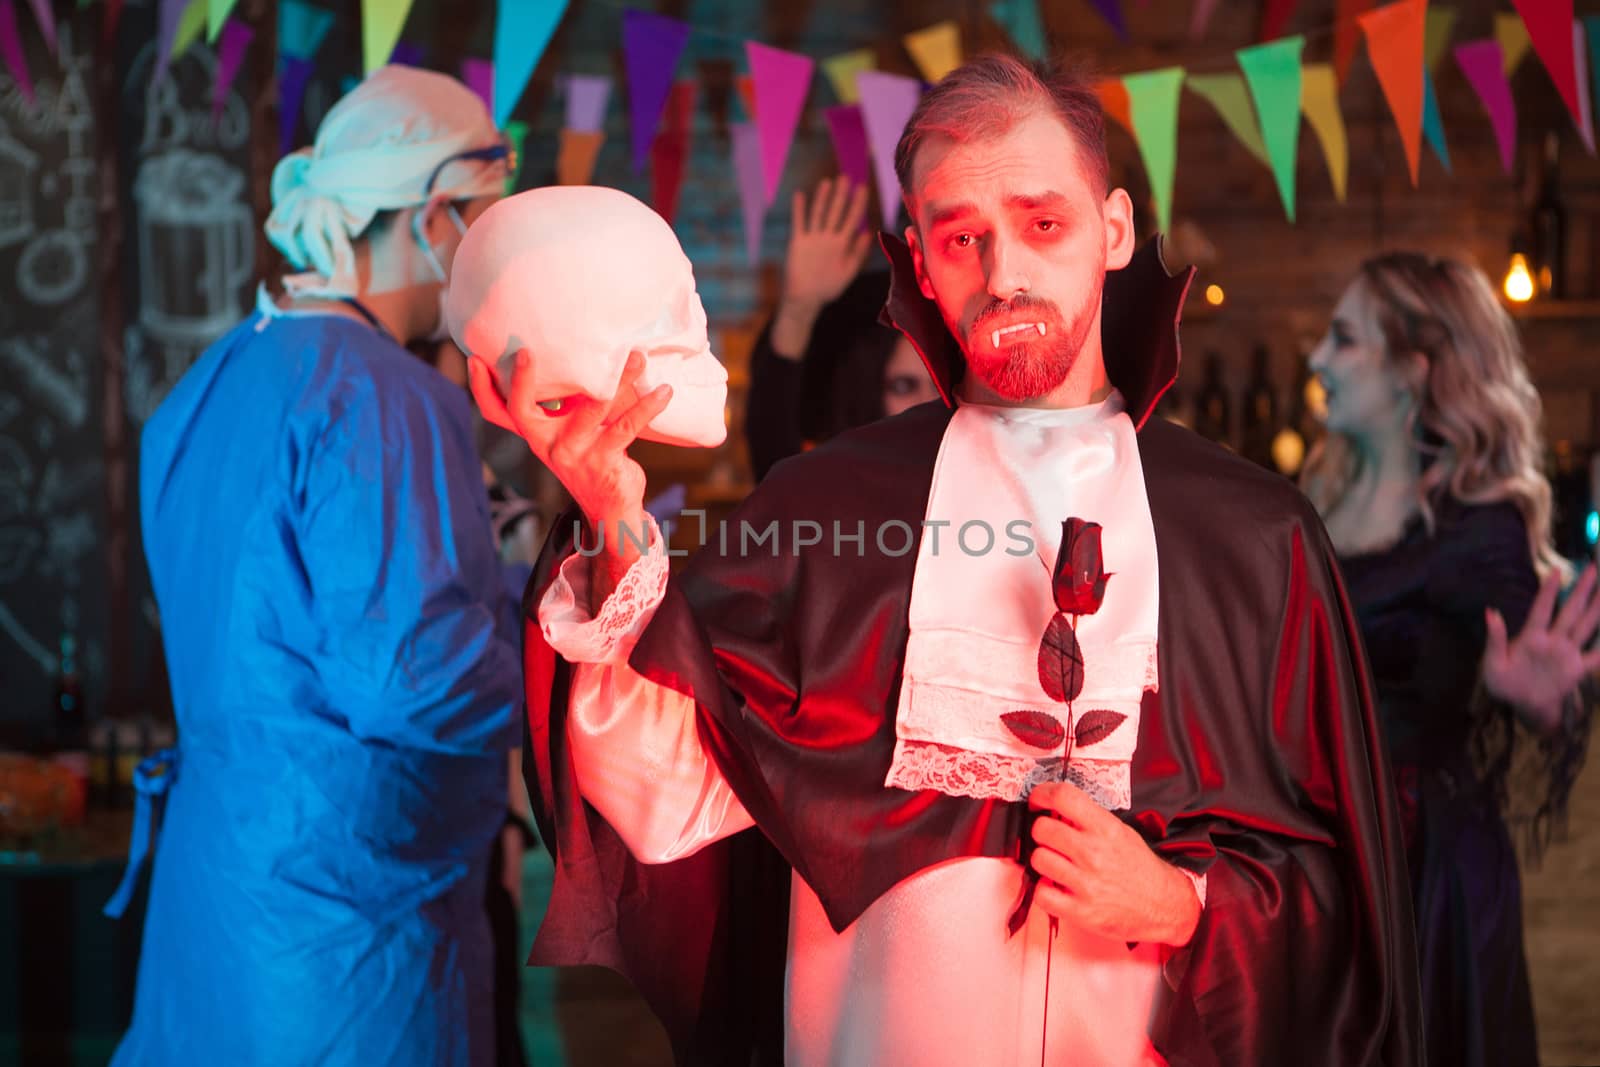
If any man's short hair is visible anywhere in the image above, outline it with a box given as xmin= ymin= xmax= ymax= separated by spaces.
xmin=893 ymin=53 xmax=1110 ymax=216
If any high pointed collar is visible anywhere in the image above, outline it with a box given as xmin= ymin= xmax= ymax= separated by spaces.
xmin=875 ymin=233 xmax=1195 ymax=431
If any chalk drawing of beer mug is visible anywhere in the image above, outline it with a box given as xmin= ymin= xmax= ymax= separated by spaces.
xmin=134 ymin=150 xmax=254 ymax=346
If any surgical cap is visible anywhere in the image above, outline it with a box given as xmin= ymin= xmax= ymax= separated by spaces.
xmin=265 ymin=65 xmax=508 ymax=298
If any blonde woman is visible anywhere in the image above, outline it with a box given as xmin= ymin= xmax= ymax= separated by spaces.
xmin=1305 ymin=251 xmax=1597 ymax=1066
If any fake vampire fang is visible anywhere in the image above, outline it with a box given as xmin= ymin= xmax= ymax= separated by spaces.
xmin=990 ymin=322 xmax=1048 ymax=349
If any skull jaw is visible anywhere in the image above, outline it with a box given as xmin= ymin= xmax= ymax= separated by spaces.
xmin=636 ymin=381 xmax=729 ymax=448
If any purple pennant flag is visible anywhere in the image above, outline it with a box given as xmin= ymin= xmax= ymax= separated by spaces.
xmin=23 ymin=0 xmax=54 ymax=56
xmin=732 ymin=120 xmax=766 ymax=265
xmin=0 ymin=0 xmax=33 ymax=105
xmin=154 ymin=0 xmax=187 ymax=84
xmin=623 ymin=9 xmax=691 ymax=173
xmin=462 ymin=57 xmax=493 ymax=114
xmin=1090 ymin=0 xmax=1127 ymax=40
xmin=856 ymin=70 xmax=921 ymax=231
xmin=565 ymin=73 xmax=611 ymax=133
xmin=212 ymin=20 xmax=253 ymax=121
xmin=1455 ymin=40 xmax=1516 ymax=175
xmin=825 ymin=104 xmax=872 ymax=197
xmin=747 ymin=41 xmax=814 ymax=206
xmin=390 ymin=41 xmax=423 ymax=67
xmin=278 ymin=55 xmax=315 ymax=155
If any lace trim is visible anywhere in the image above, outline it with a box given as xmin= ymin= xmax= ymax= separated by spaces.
xmin=884 ymin=740 xmax=1131 ymax=809
xmin=538 ymin=514 xmax=669 ymax=664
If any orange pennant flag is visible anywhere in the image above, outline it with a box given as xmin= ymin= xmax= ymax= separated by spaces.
xmin=557 ymin=129 xmax=605 ymax=186
xmin=1360 ymin=0 xmax=1427 ymax=185
xmin=735 ymin=73 xmax=756 ymax=119
xmin=1097 ymin=77 xmax=1132 ymax=134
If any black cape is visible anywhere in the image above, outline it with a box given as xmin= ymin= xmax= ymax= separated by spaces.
xmin=522 ymin=239 xmax=1424 ymax=1066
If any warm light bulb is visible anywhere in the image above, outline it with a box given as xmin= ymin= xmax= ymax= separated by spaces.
xmin=1271 ymin=427 xmax=1307 ymax=476
xmin=1503 ymin=253 xmax=1535 ymax=303
xmin=1204 ymin=284 xmax=1225 ymax=306
xmin=1304 ymin=375 xmax=1327 ymax=420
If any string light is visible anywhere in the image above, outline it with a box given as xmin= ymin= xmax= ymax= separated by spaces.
xmin=1503 ymin=253 xmax=1534 ymax=303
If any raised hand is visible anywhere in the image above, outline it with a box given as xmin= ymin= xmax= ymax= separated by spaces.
xmin=770 ymin=178 xmax=872 ymax=359
xmin=1483 ymin=563 xmax=1600 ymax=733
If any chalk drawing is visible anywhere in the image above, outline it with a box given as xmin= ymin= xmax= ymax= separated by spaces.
xmin=0 ymin=335 xmax=88 ymax=428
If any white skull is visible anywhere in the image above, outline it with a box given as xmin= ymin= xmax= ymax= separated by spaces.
xmin=445 ymin=185 xmax=728 ymax=448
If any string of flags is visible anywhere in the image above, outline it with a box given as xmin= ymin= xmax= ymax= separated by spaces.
xmin=1 ymin=0 xmax=1596 ymax=262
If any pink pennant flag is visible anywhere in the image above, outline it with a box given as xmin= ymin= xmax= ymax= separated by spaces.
xmin=856 ymin=69 xmax=921 ymax=232
xmin=0 ymin=0 xmax=32 ymax=105
xmin=825 ymin=104 xmax=872 ymax=197
xmin=1511 ymin=0 xmax=1584 ymax=133
xmin=23 ymin=0 xmax=54 ymax=56
xmin=1455 ymin=40 xmax=1516 ymax=175
xmin=212 ymin=20 xmax=253 ymax=120
xmin=462 ymin=57 xmax=493 ymax=116
xmin=747 ymin=41 xmax=814 ymax=207
xmin=732 ymin=120 xmax=766 ymax=265
xmin=1189 ymin=0 xmax=1220 ymax=41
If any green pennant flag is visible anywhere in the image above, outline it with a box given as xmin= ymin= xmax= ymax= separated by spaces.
xmin=1122 ymin=68 xmax=1186 ymax=233
xmin=1237 ymin=35 xmax=1304 ymax=222
xmin=1185 ymin=73 xmax=1268 ymax=165
xmin=505 ymin=119 xmax=530 ymax=194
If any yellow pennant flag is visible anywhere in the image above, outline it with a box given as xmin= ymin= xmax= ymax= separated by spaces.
xmin=1496 ymin=12 xmax=1532 ymax=75
xmin=363 ymin=0 xmax=415 ymax=75
xmin=172 ymin=0 xmax=207 ymax=60
xmin=1424 ymin=7 xmax=1457 ymax=72
xmin=1185 ymin=73 xmax=1269 ymax=165
xmin=822 ymin=48 xmax=875 ymax=104
xmin=904 ymin=21 xmax=962 ymax=83
xmin=1300 ymin=63 xmax=1348 ymax=202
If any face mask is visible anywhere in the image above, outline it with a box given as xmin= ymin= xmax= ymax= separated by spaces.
xmin=414 ymin=202 xmax=469 ymax=342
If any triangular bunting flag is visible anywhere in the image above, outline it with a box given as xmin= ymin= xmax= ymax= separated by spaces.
xmin=856 ymin=69 xmax=922 ymax=231
xmin=362 ymin=0 xmax=413 ymax=75
xmin=1090 ymin=0 xmax=1127 ymax=41
xmin=747 ymin=41 xmax=814 ymax=206
xmin=650 ymin=80 xmax=695 ymax=225
xmin=212 ymin=20 xmax=252 ymax=120
xmin=1573 ymin=20 xmax=1595 ymax=154
xmin=388 ymin=41 xmax=421 ymax=67
xmin=0 ymin=0 xmax=34 ymax=105
xmin=169 ymin=0 xmax=206 ymax=68
xmin=1189 ymin=0 xmax=1220 ymax=42
xmin=1511 ymin=0 xmax=1583 ymax=135
xmin=493 ymin=0 xmax=569 ymax=126
xmin=1360 ymin=0 xmax=1426 ymax=186
xmin=1097 ymin=77 xmax=1133 ymax=135
xmin=564 ymin=74 xmax=610 ymax=133
xmin=1259 ymin=0 xmax=1296 ymax=43
xmin=1512 ymin=0 xmax=1584 ymax=133
xmin=1122 ymin=67 xmax=1185 ymax=232
xmin=462 ymin=57 xmax=493 ymax=115
xmin=23 ymin=0 xmax=54 ymax=55
xmin=556 ymin=128 xmax=604 ymax=186
xmin=279 ymin=55 xmax=314 ymax=155
xmin=505 ymin=119 xmax=529 ymax=192
xmin=1496 ymin=12 xmax=1532 ymax=75
xmin=825 ymin=104 xmax=873 ymax=201
xmin=206 ymin=0 xmax=238 ymax=44
xmin=1424 ymin=7 xmax=1457 ymax=72
xmin=623 ymin=9 xmax=690 ymax=173
xmin=732 ymin=120 xmax=766 ymax=264
xmin=734 ymin=73 xmax=755 ymax=120
xmin=1585 ymin=19 xmax=1600 ymax=154
xmin=278 ymin=0 xmax=332 ymax=61
xmin=904 ymin=20 xmax=962 ymax=83
xmin=990 ymin=0 xmax=1047 ymax=61
xmin=822 ymin=48 xmax=874 ymax=104
xmin=1301 ymin=63 xmax=1349 ymax=201
xmin=1456 ymin=40 xmax=1516 ymax=175
xmin=1334 ymin=0 xmax=1374 ymax=87
xmin=1421 ymin=70 xmax=1451 ymax=172
xmin=1185 ymin=73 xmax=1268 ymax=165
xmin=1238 ymin=36 xmax=1304 ymax=222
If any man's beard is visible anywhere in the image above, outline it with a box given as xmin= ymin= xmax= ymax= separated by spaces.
xmin=956 ymin=291 xmax=1097 ymax=401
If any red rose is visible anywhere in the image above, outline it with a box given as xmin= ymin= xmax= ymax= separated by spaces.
xmin=1051 ymin=518 xmax=1111 ymax=616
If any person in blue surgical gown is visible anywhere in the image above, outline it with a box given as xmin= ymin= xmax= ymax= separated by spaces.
xmin=110 ymin=65 xmax=522 ymax=1066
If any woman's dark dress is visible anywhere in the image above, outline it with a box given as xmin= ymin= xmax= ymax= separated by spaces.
xmin=1338 ymin=499 xmax=1540 ymax=1067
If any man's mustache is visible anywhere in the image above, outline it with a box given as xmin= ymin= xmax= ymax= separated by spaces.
xmin=968 ymin=294 xmax=1062 ymax=334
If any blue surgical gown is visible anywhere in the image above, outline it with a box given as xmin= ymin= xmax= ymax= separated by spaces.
xmin=114 ymin=310 xmax=522 ymax=1065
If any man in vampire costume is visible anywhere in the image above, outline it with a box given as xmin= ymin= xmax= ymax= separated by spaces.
xmin=472 ymin=54 xmax=1422 ymax=1067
